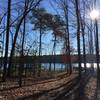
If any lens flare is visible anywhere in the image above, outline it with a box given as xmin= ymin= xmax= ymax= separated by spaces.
xmin=90 ymin=9 xmax=99 ymax=19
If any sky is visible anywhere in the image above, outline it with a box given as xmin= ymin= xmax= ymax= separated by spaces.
xmin=0 ymin=0 xmax=63 ymax=55
xmin=0 ymin=0 xmax=86 ymax=55
xmin=0 ymin=0 xmax=100 ymax=56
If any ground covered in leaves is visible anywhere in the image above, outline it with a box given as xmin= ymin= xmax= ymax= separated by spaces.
xmin=0 ymin=71 xmax=99 ymax=100
xmin=0 ymin=72 xmax=77 ymax=100
xmin=65 ymin=71 xmax=100 ymax=100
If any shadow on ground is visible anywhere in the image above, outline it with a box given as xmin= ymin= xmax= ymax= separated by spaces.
xmin=93 ymin=72 xmax=100 ymax=100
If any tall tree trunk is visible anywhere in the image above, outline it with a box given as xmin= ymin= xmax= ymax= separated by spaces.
xmin=18 ymin=0 xmax=26 ymax=87
xmin=53 ymin=33 xmax=56 ymax=72
xmin=95 ymin=20 xmax=99 ymax=75
xmin=83 ymin=31 xmax=86 ymax=73
xmin=75 ymin=0 xmax=81 ymax=78
xmin=38 ymin=22 xmax=42 ymax=76
xmin=80 ymin=0 xmax=86 ymax=73
xmin=89 ymin=22 xmax=94 ymax=71
xmin=94 ymin=0 xmax=100 ymax=77
xmin=2 ymin=0 xmax=11 ymax=81
xmin=81 ymin=24 xmax=86 ymax=73
xmin=64 ymin=0 xmax=72 ymax=74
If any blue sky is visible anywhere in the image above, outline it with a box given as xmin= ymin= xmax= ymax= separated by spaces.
xmin=0 ymin=0 xmax=77 ymax=55
xmin=41 ymin=0 xmax=57 ymax=14
xmin=1 ymin=0 xmax=100 ymax=55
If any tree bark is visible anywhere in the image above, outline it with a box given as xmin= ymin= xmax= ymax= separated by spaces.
xmin=2 ymin=0 xmax=11 ymax=81
xmin=64 ymin=0 xmax=72 ymax=74
xmin=95 ymin=20 xmax=99 ymax=75
xmin=38 ymin=22 xmax=42 ymax=76
xmin=75 ymin=0 xmax=81 ymax=78
xmin=18 ymin=0 xmax=26 ymax=87
xmin=81 ymin=23 xmax=86 ymax=73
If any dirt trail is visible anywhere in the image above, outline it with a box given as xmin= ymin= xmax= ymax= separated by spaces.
xmin=0 ymin=73 xmax=77 ymax=100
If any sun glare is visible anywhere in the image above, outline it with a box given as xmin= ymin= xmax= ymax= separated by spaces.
xmin=90 ymin=9 xmax=99 ymax=19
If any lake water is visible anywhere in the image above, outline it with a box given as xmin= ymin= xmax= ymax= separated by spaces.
xmin=41 ymin=63 xmax=98 ymax=71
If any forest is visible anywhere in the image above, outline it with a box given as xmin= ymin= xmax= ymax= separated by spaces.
xmin=0 ymin=0 xmax=100 ymax=100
